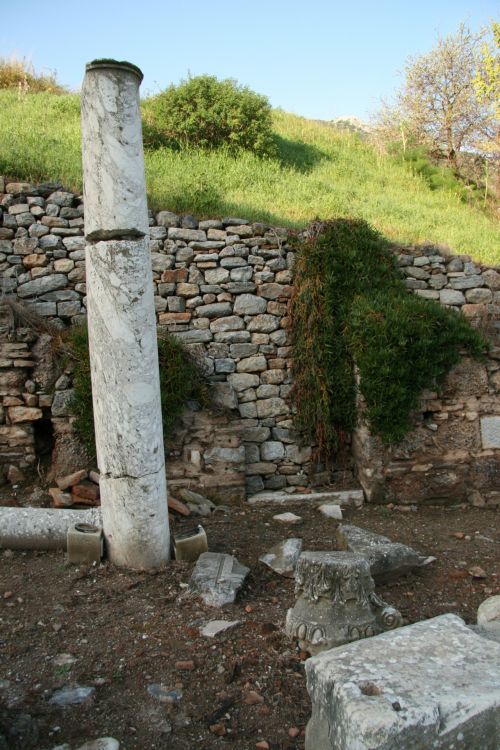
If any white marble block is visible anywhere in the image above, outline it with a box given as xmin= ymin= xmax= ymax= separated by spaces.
xmin=305 ymin=614 xmax=500 ymax=750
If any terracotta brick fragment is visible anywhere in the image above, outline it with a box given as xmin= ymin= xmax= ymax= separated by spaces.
xmin=72 ymin=480 xmax=100 ymax=503
xmin=56 ymin=469 xmax=88 ymax=491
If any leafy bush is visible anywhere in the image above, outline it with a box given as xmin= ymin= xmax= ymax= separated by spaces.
xmin=142 ymin=75 xmax=276 ymax=156
xmin=290 ymin=219 xmax=487 ymax=454
xmin=63 ymin=324 xmax=208 ymax=457
xmin=0 ymin=56 xmax=66 ymax=94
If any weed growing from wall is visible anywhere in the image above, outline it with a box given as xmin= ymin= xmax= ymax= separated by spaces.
xmin=62 ymin=325 xmax=208 ymax=458
xmin=290 ymin=219 xmax=488 ymax=455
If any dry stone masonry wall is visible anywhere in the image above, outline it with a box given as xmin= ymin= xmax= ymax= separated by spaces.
xmin=0 ymin=178 xmax=499 ymax=504
xmin=0 ymin=179 xmax=311 ymax=498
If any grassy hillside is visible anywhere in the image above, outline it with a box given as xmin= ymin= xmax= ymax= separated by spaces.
xmin=1 ymin=90 xmax=499 ymax=264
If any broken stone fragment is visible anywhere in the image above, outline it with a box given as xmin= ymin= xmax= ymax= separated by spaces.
xmin=177 ymin=488 xmax=216 ymax=516
xmin=477 ymin=595 xmax=500 ymax=636
xmin=75 ymin=739 xmax=120 ymax=750
xmin=336 ymin=523 xmax=423 ymax=582
xmin=305 ymin=614 xmax=500 ymax=750
xmin=190 ymin=552 xmax=249 ymax=607
xmin=147 ymin=684 xmax=182 ymax=703
xmin=273 ymin=512 xmax=302 ymax=524
xmin=259 ymin=538 xmax=303 ymax=577
xmin=200 ymin=619 xmax=241 ymax=637
xmin=318 ymin=503 xmax=343 ymax=520
xmin=49 ymin=685 xmax=95 ymax=706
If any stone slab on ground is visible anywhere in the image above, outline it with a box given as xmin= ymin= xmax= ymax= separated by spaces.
xmin=259 ymin=538 xmax=303 ymax=577
xmin=200 ymin=620 xmax=241 ymax=637
xmin=336 ymin=523 xmax=423 ymax=582
xmin=305 ymin=614 xmax=500 ymax=750
xmin=248 ymin=489 xmax=364 ymax=507
xmin=273 ymin=512 xmax=302 ymax=524
xmin=318 ymin=503 xmax=343 ymax=520
xmin=190 ymin=552 xmax=249 ymax=607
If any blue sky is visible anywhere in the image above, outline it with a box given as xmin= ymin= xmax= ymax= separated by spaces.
xmin=2 ymin=0 xmax=498 ymax=121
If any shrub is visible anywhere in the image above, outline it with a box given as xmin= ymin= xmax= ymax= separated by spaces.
xmin=0 ymin=56 xmax=66 ymax=94
xmin=63 ymin=324 xmax=208 ymax=457
xmin=290 ymin=219 xmax=488 ymax=455
xmin=142 ymin=74 xmax=276 ymax=156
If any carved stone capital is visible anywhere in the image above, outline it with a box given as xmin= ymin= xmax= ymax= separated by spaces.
xmin=285 ymin=551 xmax=402 ymax=654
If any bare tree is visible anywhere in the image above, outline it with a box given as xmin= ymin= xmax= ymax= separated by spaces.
xmin=390 ymin=24 xmax=493 ymax=168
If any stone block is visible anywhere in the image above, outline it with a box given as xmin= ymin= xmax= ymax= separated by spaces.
xmin=247 ymin=314 xmax=280 ymax=332
xmin=17 ymin=273 xmax=68 ymax=298
xmin=210 ymin=315 xmax=244 ymax=333
xmin=305 ymin=614 xmax=500 ymax=750
xmin=7 ymin=406 xmax=43 ymax=423
xmin=196 ymin=302 xmax=232 ymax=318
xmin=168 ymin=227 xmax=206 ymax=242
xmin=450 ymin=274 xmax=485 ymax=290
xmin=236 ymin=355 xmax=267 ymax=373
xmin=233 ymin=294 xmax=267 ymax=315
xmin=465 ymin=287 xmax=492 ymax=304
xmin=205 ymin=267 xmax=229 ymax=284
xmin=67 ymin=523 xmax=103 ymax=565
xmin=156 ymin=210 xmax=180 ymax=227
xmin=481 ymin=417 xmax=500 ymax=449
xmin=260 ymin=440 xmax=285 ymax=461
xmin=336 ymin=524 xmax=423 ymax=582
xmin=260 ymin=538 xmax=303 ymax=577
xmin=150 ymin=252 xmax=174 ymax=272
xmin=51 ymin=389 xmax=74 ymax=417
xmin=256 ymin=397 xmax=289 ymax=418
xmin=190 ymin=552 xmax=249 ymax=606
xmin=227 ymin=373 xmax=260 ymax=392
xmin=439 ymin=289 xmax=465 ymax=305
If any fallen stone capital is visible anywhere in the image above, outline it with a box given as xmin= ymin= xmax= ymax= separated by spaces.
xmin=285 ymin=551 xmax=401 ymax=654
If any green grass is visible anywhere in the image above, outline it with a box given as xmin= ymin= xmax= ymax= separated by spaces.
xmin=1 ymin=91 xmax=499 ymax=264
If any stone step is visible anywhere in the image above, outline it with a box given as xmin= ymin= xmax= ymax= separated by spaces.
xmin=247 ymin=489 xmax=364 ymax=508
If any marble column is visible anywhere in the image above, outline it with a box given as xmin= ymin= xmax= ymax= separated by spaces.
xmin=0 ymin=507 xmax=102 ymax=550
xmin=81 ymin=60 xmax=169 ymax=569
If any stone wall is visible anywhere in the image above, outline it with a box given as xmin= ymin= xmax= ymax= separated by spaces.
xmin=1 ymin=178 xmax=499 ymax=504
xmin=354 ymin=245 xmax=500 ymax=507
xmin=0 ymin=179 xmax=318 ymax=498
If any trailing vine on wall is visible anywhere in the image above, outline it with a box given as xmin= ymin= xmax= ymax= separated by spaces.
xmin=290 ymin=219 xmax=488 ymax=456
xmin=62 ymin=324 xmax=209 ymax=458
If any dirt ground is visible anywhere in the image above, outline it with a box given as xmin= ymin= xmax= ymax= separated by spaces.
xmin=1 ymin=491 xmax=499 ymax=750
